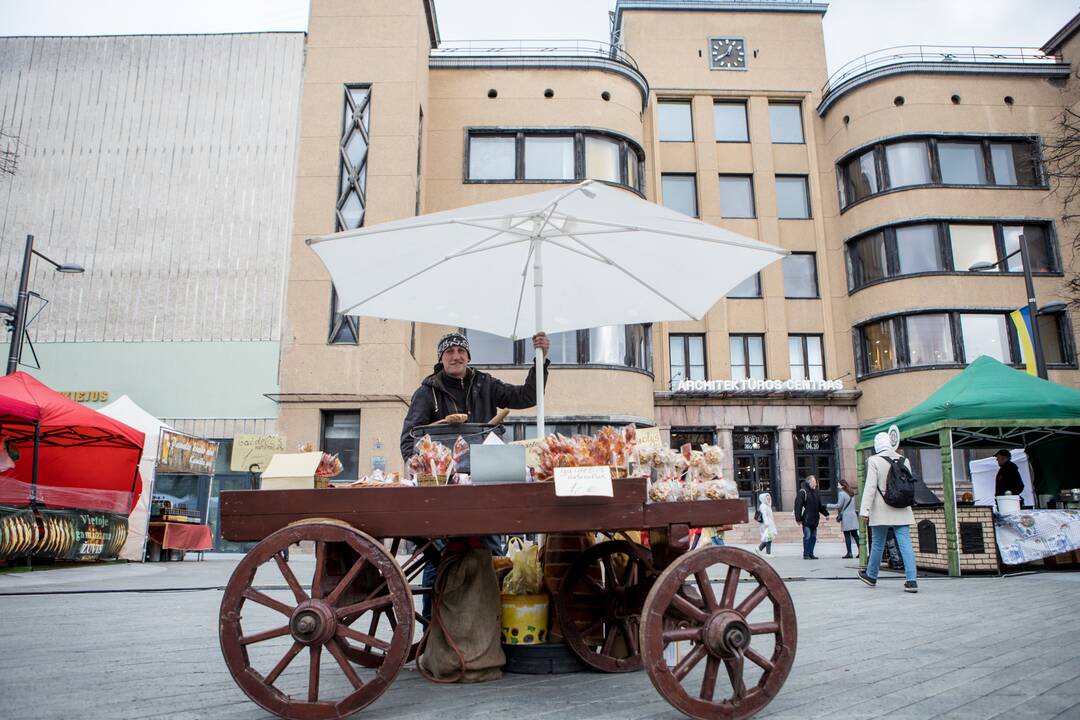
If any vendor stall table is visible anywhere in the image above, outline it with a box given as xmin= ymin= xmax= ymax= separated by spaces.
xmin=218 ymin=478 xmax=797 ymax=720
xmin=146 ymin=521 xmax=213 ymax=561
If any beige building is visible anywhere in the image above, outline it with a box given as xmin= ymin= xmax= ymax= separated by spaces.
xmin=276 ymin=0 xmax=1080 ymax=510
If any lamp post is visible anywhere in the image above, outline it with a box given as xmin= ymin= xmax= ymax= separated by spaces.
xmin=5 ymin=234 xmax=84 ymax=375
xmin=969 ymin=233 xmax=1059 ymax=380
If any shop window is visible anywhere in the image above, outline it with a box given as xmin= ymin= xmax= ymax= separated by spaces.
xmin=783 ymin=253 xmax=818 ymax=298
xmin=1002 ymin=225 xmax=1054 ymax=272
xmin=671 ymin=428 xmax=716 ymax=451
xmin=658 ymin=101 xmax=693 ymax=142
xmin=885 ymin=140 xmax=931 ymax=188
xmin=669 ymin=334 xmax=706 ymax=389
xmin=719 ymin=174 xmax=755 ymax=218
xmin=768 ymin=103 xmax=804 ymax=144
xmin=990 ymin=142 xmax=1039 ymax=186
xmin=524 ymin=136 xmax=574 ymax=180
xmin=714 ymin=102 xmax=749 ymax=142
xmin=585 ymin=135 xmax=621 ymax=182
xmin=321 ymin=411 xmax=361 ymax=481
xmin=949 ymin=224 xmax=998 ymax=273
xmin=469 ymin=135 xmax=516 ymax=180
xmin=776 ymin=176 xmax=810 ymax=219
xmin=937 ymin=142 xmax=988 ymax=185
xmin=895 ymin=224 xmax=944 ymax=275
xmin=730 ymin=334 xmax=765 ymax=380
xmin=788 ymin=334 xmax=824 ymax=381
xmin=960 ymin=314 xmax=1011 ymax=363
xmin=904 ymin=314 xmax=955 ymax=366
xmin=861 ymin=319 xmax=897 ymax=373
xmin=661 ymin=174 xmax=698 ymax=217
xmin=728 ymin=272 xmax=761 ymax=298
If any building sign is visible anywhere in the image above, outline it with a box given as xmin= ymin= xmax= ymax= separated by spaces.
xmin=159 ymin=430 xmax=219 ymax=475
xmin=58 ymin=390 xmax=110 ymax=403
xmin=229 ymin=434 xmax=287 ymax=472
xmin=674 ymin=378 xmax=843 ymax=393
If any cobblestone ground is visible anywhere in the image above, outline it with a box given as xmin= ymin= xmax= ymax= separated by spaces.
xmin=2 ymin=545 xmax=1078 ymax=720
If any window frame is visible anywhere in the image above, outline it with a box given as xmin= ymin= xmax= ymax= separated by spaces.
xmin=768 ymin=102 xmax=805 ymax=144
xmin=463 ymin=325 xmax=655 ymax=375
xmin=727 ymin=272 xmax=762 ymax=299
xmin=661 ymin=173 xmax=700 ymax=218
xmin=669 ymin=333 xmax=707 ymax=389
xmin=713 ymin=100 xmax=750 ymax=143
xmin=657 ymin=99 xmax=694 ymax=142
xmin=320 ymin=410 xmax=362 ymax=481
xmin=729 ymin=333 xmax=766 ymax=381
xmin=775 ymin=174 xmax=812 ymax=219
xmin=718 ymin=173 xmax=756 ymax=219
xmin=788 ymin=333 xmax=825 ymax=381
xmin=783 ymin=252 xmax=820 ymax=299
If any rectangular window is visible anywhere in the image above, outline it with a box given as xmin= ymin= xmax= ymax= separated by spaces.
xmin=783 ymin=253 xmax=818 ymax=298
xmin=949 ymin=224 xmax=998 ymax=272
xmin=669 ymin=334 xmax=706 ymax=388
xmin=658 ymin=101 xmax=693 ymax=142
xmin=719 ymin=174 xmax=755 ymax=218
xmin=322 ymin=411 xmax=361 ymax=481
xmin=589 ymin=325 xmax=628 ymax=365
xmin=469 ymin=135 xmax=516 ymax=180
xmin=788 ymin=335 xmax=824 ymax=381
xmin=776 ymin=175 xmax=810 ymax=219
xmin=847 ymin=232 xmax=887 ymax=289
xmin=714 ymin=102 xmax=749 ymax=142
xmin=769 ymin=103 xmax=804 ymax=143
xmin=524 ymin=136 xmax=574 ymax=180
xmin=661 ymin=174 xmax=698 ymax=217
xmin=937 ymin=142 xmax=988 ymax=185
xmin=885 ymin=140 xmax=931 ymax=188
xmin=861 ymin=319 xmax=897 ymax=373
xmin=1038 ymin=313 xmax=1069 ymax=365
xmin=990 ymin=142 xmax=1039 ymax=186
xmin=585 ymin=135 xmax=621 ymax=183
xmin=545 ymin=330 xmax=578 ymax=364
xmin=730 ymin=334 xmax=765 ymax=380
xmin=895 ymin=224 xmax=944 ymax=274
xmin=1002 ymin=225 xmax=1054 ymax=273
xmin=960 ymin=314 xmax=1011 ymax=363
xmin=728 ymin=272 xmax=762 ymax=298
xmin=905 ymin=314 xmax=955 ymax=366
xmin=843 ymin=150 xmax=878 ymax=204
xmin=465 ymin=329 xmax=516 ymax=364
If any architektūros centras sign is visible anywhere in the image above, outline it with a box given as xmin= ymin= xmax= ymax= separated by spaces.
xmin=673 ymin=378 xmax=844 ymax=393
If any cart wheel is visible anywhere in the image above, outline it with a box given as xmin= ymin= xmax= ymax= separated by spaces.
xmin=641 ymin=546 xmax=796 ymax=720
xmin=557 ymin=539 xmax=654 ymax=672
xmin=220 ymin=522 xmax=414 ymax=720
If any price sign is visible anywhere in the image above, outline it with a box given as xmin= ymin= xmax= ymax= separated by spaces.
xmin=554 ymin=466 xmax=613 ymax=497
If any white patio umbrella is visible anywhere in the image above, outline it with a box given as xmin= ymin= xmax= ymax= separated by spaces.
xmin=308 ymin=180 xmax=787 ymax=436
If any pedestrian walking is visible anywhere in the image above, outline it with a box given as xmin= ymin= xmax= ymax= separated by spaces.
xmin=859 ymin=432 xmax=919 ymax=593
xmin=827 ymin=479 xmax=860 ymax=559
xmin=793 ymin=475 xmax=828 ymax=559
xmin=755 ymin=492 xmax=777 ymax=556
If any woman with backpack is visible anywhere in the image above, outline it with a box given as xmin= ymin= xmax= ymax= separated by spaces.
xmin=828 ymin=479 xmax=860 ymax=559
xmin=755 ymin=492 xmax=777 ymax=557
xmin=859 ymin=432 xmax=919 ymax=593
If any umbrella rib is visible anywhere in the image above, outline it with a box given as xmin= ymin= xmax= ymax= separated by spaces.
xmin=510 ymin=241 xmax=537 ymax=340
xmin=565 ymin=232 xmax=699 ymax=321
xmin=544 ymin=238 xmax=611 ymax=265
xmin=445 ymin=236 xmax=532 ymax=259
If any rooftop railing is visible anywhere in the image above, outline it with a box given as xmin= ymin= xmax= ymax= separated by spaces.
xmin=431 ymin=39 xmax=641 ymax=73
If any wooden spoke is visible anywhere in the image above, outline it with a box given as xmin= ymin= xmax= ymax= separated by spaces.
xmin=724 ymin=654 xmax=747 ymax=700
xmin=662 ymin=626 xmax=703 ymax=643
xmin=719 ymin=564 xmax=740 ymax=609
xmin=579 ymin=573 xmax=606 ymax=596
xmin=669 ymin=593 xmax=709 ymax=624
xmin=745 ymin=646 xmax=775 ymax=673
xmin=601 ymin=623 xmax=618 ymax=657
xmin=621 ymin=556 xmax=640 ymax=588
xmin=580 ymin=615 xmax=605 ymax=640
xmin=601 ymin=554 xmax=619 ymax=589
xmin=622 ymin=619 xmax=639 ymax=657
xmin=326 ymin=638 xmax=365 ymax=690
xmin=264 ymin=641 xmax=303 ymax=686
xmin=307 ymin=645 xmax=320 ymax=703
xmin=336 ymin=594 xmax=393 ymax=620
xmin=274 ymin=552 xmax=308 ymax=604
xmin=736 ymin=583 xmax=769 ymax=617
xmin=239 ymin=624 xmax=291 ymax=646
xmin=242 ymin=589 xmax=293 ymax=617
xmin=326 ymin=556 xmax=369 ymax=606
xmin=694 ymin=570 xmax=718 ymax=611
xmin=700 ymin=656 xmax=720 ymax=702
xmin=311 ymin=541 xmax=327 ymax=600
xmin=338 ymin=625 xmax=391 ymax=651
xmin=672 ymin=643 xmax=707 ymax=681
xmin=750 ymin=621 xmax=780 ymax=635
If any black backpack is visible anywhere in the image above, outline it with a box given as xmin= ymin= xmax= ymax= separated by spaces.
xmin=878 ymin=456 xmax=916 ymax=508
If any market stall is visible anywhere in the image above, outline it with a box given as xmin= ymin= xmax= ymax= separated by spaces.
xmin=0 ymin=372 xmax=143 ymax=564
xmin=858 ymin=356 xmax=1080 ymax=576
xmin=144 ymin=428 xmax=219 ymax=560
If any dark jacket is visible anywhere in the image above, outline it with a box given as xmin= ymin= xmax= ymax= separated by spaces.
xmin=400 ymin=361 xmax=550 ymax=461
xmin=794 ymin=484 xmax=829 ymax=528
xmin=995 ymin=460 xmax=1025 ymax=498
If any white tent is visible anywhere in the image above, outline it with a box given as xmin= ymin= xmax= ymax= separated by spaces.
xmin=99 ymin=395 xmax=174 ymax=562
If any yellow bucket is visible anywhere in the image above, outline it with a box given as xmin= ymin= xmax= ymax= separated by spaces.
xmin=500 ymin=593 xmax=549 ymax=645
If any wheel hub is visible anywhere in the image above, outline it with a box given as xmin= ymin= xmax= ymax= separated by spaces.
xmin=702 ymin=610 xmax=750 ymax=658
xmin=290 ymin=600 xmax=337 ymax=646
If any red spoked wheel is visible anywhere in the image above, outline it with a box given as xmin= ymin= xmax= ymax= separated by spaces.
xmin=219 ymin=522 xmax=414 ymax=720
xmin=641 ymin=546 xmax=797 ymax=720
xmin=556 ymin=539 xmax=654 ymax=672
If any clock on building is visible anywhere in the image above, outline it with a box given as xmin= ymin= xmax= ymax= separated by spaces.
xmin=709 ymin=37 xmax=747 ymax=69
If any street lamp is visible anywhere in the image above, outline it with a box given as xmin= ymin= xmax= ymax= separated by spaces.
xmin=968 ymin=233 xmax=1058 ymax=379
xmin=5 ymin=234 xmax=84 ymax=375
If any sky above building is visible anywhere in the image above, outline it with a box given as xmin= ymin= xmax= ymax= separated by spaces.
xmin=1 ymin=0 xmax=1077 ymax=75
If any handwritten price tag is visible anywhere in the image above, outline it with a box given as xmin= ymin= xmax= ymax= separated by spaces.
xmin=554 ymin=466 xmax=613 ymax=497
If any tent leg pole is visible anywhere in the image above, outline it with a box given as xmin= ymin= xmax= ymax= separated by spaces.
xmin=940 ymin=428 xmax=960 ymax=577
xmin=533 ymin=238 xmax=545 ymax=438
xmin=30 ymin=422 xmax=40 ymax=510
xmin=856 ymin=450 xmax=867 ymax=568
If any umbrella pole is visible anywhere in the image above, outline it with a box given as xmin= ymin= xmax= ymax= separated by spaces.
xmin=533 ymin=238 xmax=545 ymax=438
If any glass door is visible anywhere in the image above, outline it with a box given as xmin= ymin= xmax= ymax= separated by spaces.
xmin=733 ymin=429 xmax=779 ymax=509
xmin=793 ymin=429 xmax=838 ymax=503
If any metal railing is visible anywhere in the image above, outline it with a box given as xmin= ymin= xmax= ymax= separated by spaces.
xmin=823 ymin=45 xmax=1062 ymax=95
xmin=431 ymin=39 xmax=641 ymax=72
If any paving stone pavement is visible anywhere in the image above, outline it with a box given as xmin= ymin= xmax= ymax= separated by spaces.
xmin=2 ymin=544 xmax=1078 ymax=720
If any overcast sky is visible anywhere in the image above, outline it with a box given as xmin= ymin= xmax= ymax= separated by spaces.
xmin=2 ymin=0 xmax=1077 ymax=74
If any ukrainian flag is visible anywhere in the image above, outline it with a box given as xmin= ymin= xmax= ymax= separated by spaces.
xmin=1010 ymin=306 xmax=1037 ymax=376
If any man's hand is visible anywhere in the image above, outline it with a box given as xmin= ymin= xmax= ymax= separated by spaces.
xmin=533 ymin=332 xmax=550 ymax=359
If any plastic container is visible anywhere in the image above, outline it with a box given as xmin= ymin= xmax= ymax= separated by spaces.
xmin=409 ymin=422 xmax=504 ymax=474
xmin=500 ymin=592 xmax=549 ymax=645
xmin=995 ymin=494 xmax=1021 ymax=514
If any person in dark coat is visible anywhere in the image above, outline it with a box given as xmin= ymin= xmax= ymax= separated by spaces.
xmin=994 ymin=449 xmax=1025 ymax=498
xmin=794 ymin=475 xmax=829 ymax=560
xmin=400 ymin=331 xmax=550 ymax=461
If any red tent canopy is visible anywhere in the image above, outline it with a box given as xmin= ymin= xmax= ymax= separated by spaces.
xmin=0 ymin=372 xmax=144 ymax=514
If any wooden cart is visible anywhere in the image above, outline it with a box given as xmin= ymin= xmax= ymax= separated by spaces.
xmin=218 ymin=478 xmax=797 ymax=720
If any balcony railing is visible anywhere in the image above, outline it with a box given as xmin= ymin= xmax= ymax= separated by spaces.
xmin=431 ymin=39 xmax=641 ymax=73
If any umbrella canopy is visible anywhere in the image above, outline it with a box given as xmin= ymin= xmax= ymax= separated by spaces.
xmin=0 ymin=373 xmax=144 ymax=514
xmin=309 ymin=181 xmax=788 ymax=434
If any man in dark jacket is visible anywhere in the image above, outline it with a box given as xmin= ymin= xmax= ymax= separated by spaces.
xmin=994 ymin=449 xmax=1025 ymax=498
xmin=794 ymin=475 xmax=829 ymax=560
xmin=400 ymin=331 xmax=550 ymax=461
